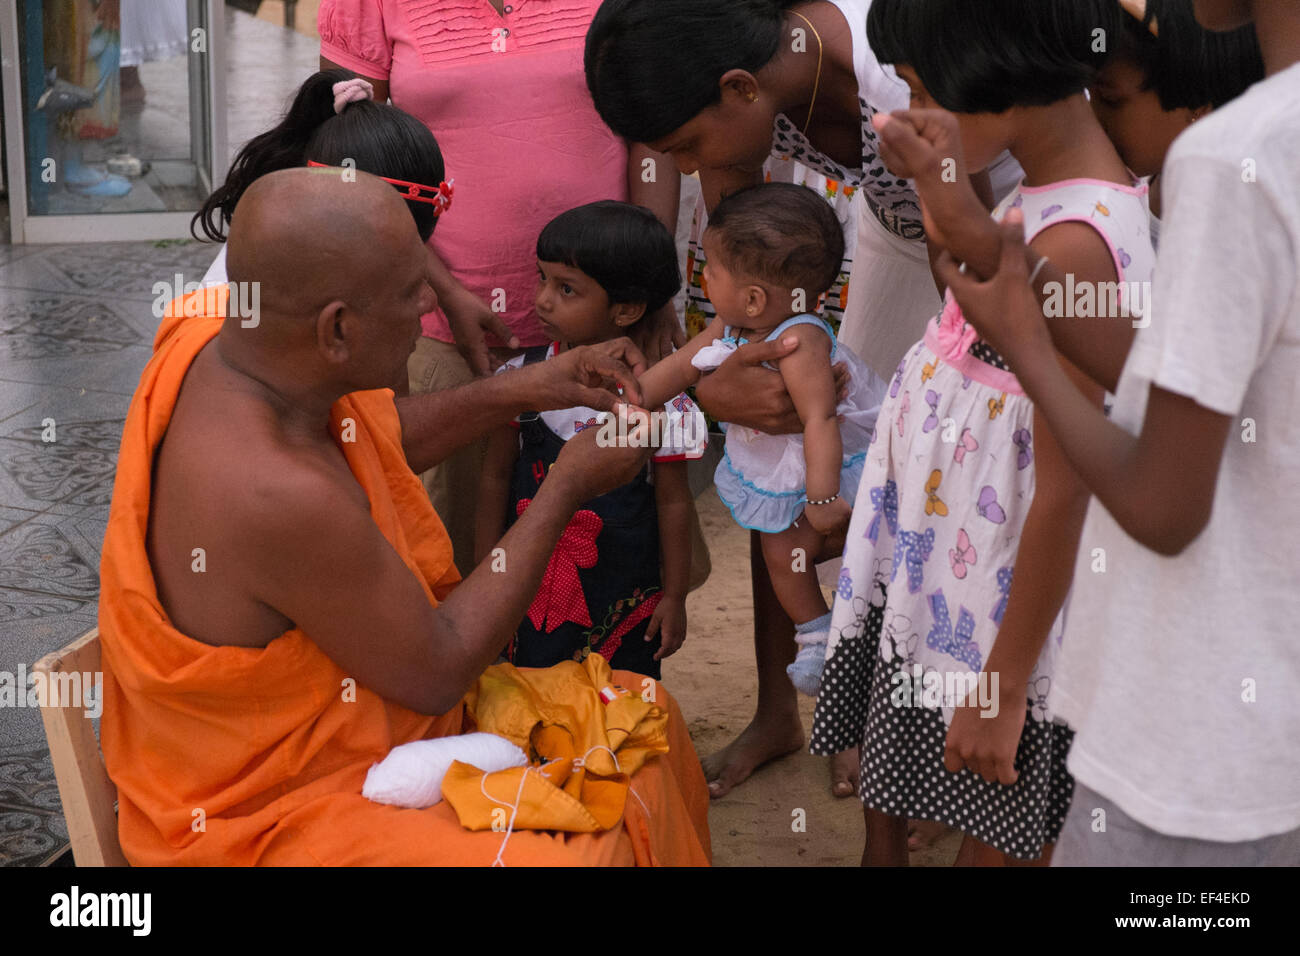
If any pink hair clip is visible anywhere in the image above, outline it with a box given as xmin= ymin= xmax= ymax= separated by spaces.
xmin=332 ymin=77 xmax=375 ymax=114
xmin=306 ymin=160 xmax=455 ymax=216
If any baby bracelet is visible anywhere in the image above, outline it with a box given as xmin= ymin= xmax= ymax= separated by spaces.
xmin=806 ymin=493 xmax=839 ymax=506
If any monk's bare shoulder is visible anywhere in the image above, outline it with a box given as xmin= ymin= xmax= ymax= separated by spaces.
xmin=148 ymin=349 xmax=372 ymax=646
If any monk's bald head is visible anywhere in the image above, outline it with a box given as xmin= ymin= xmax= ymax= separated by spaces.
xmin=227 ymin=167 xmax=419 ymax=322
xmin=219 ymin=167 xmax=433 ymax=396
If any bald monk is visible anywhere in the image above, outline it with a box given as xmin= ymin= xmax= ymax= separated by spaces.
xmin=98 ymin=168 xmax=711 ymax=865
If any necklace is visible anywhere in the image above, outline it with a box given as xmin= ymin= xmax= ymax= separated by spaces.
xmin=787 ymin=9 xmax=824 ymax=138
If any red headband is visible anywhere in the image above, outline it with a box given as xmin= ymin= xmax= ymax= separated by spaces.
xmin=306 ymin=160 xmax=454 ymax=215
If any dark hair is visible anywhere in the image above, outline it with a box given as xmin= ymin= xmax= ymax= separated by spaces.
xmin=705 ymin=183 xmax=844 ymax=296
xmin=192 ymin=69 xmax=446 ymax=243
xmin=585 ymin=0 xmax=803 ymax=144
xmin=1113 ymin=0 xmax=1263 ymax=110
xmin=867 ymin=0 xmax=1121 ymax=113
xmin=537 ymin=201 xmax=681 ymax=316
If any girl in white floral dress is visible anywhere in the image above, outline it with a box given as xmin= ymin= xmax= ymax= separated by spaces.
xmin=810 ymin=0 xmax=1156 ymax=864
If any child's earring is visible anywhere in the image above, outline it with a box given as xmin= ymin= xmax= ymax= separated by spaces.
xmin=747 ymin=92 xmax=757 ymax=103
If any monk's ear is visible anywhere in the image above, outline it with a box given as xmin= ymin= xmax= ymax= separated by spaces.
xmin=315 ymin=300 xmax=353 ymax=365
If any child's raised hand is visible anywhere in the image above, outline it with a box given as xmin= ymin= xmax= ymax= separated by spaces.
xmin=647 ymin=595 xmax=687 ymax=661
xmin=804 ymin=495 xmax=852 ymax=535
xmin=942 ymin=687 xmax=1025 ymax=786
xmin=873 ymin=110 xmax=985 ymax=251
xmin=933 ymin=210 xmax=1054 ymax=370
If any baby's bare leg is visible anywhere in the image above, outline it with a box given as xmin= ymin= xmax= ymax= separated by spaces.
xmin=758 ymin=521 xmax=833 ymax=626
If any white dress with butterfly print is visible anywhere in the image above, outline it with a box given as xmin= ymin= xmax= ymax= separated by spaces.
xmin=809 ymin=178 xmax=1157 ymax=860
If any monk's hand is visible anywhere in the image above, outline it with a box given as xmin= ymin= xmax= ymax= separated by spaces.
xmin=942 ymin=683 xmax=1025 ymax=786
xmin=549 ymin=412 xmax=656 ymax=503
xmin=531 ymin=337 xmax=649 ymax=412
xmin=632 ymin=302 xmax=688 ymax=366
xmin=694 ymin=336 xmax=851 ymax=435
xmin=873 ymin=110 xmax=984 ymax=253
xmin=933 ymin=209 xmax=1052 ymax=370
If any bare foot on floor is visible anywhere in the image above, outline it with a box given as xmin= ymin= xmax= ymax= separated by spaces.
xmin=908 ymin=818 xmax=953 ymax=851
xmin=702 ymin=716 xmax=804 ymax=799
xmin=830 ymin=748 xmax=859 ymax=798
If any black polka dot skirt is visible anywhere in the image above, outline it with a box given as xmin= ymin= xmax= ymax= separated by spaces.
xmin=811 ymin=582 xmax=1076 ymax=861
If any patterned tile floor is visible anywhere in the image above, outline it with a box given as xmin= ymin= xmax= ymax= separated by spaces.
xmin=0 ymin=6 xmax=319 ymax=867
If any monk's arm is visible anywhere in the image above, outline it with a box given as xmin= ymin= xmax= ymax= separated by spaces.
xmin=395 ymin=339 xmax=648 ymax=474
xmin=251 ymin=433 xmax=649 ymax=715
xmin=395 ymin=371 xmax=536 ymax=476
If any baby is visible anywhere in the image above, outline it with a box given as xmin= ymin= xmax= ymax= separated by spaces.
xmin=638 ymin=182 xmax=886 ymax=693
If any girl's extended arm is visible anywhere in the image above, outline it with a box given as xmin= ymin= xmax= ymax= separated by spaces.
xmin=777 ymin=325 xmax=850 ymax=532
xmin=474 ymin=424 xmax=520 ymax=568
xmin=648 ymin=460 xmax=693 ymax=661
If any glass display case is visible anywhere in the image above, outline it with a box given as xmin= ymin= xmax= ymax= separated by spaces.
xmin=1 ymin=0 xmax=226 ymax=242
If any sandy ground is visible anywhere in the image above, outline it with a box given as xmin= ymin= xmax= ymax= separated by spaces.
xmin=663 ymin=489 xmax=963 ymax=867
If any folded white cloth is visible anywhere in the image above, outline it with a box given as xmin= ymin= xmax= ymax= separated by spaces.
xmin=362 ymin=733 xmax=528 ymax=809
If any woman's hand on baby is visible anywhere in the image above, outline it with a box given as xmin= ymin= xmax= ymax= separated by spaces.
xmin=933 ymin=210 xmax=1054 ymax=370
xmin=443 ymin=287 xmax=520 ymax=377
xmin=873 ymin=110 xmax=985 ymax=252
xmin=647 ymin=595 xmax=687 ymax=661
xmin=804 ymin=496 xmax=852 ymax=535
xmin=942 ymin=685 xmax=1025 ymax=786
xmin=694 ymin=337 xmax=851 ymax=434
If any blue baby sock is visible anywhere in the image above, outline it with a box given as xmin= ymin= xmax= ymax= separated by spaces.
xmin=794 ymin=612 xmax=832 ymax=642
xmin=788 ymin=613 xmax=832 ymax=696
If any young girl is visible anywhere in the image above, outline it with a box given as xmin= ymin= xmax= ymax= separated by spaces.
xmin=1090 ymin=0 xmax=1262 ymax=241
xmin=638 ymin=182 xmax=887 ymax=693
xmin=194 ymin=69 xmax=454 ymax=283
xmin=809 ymin=0 xmax=1156 ymax=865
xmin=475 ymin=201 xmax=706 ymax=680
xmin=939 ymin=0 xmax=1300 ymax=870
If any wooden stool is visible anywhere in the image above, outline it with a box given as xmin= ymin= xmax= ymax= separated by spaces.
xmin=34 ymin=628 xmax=129 ymax=867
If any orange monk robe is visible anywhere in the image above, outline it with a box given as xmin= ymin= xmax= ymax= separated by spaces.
xmin=98 ymin=290 xmax=711 ymax=866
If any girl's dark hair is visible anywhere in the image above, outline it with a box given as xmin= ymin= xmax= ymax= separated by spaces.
xmin=192 ymin=69 xmax=446 ymax=243
xmin=537 ymin=201 xmax=681 ymax=316
xmin=585 ymin=0 xmax=802 ymax=144
xmin=1113 ymin=0 xmax=1263 ymax=110
xmin=867 ymin=0 xmax=1121 ymax=113
xmin=705 ymin=182 xmax=844 ymax=296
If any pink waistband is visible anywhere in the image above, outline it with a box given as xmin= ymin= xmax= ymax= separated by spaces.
xmin=923 ymin=322 xmax=1025 ymax=398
